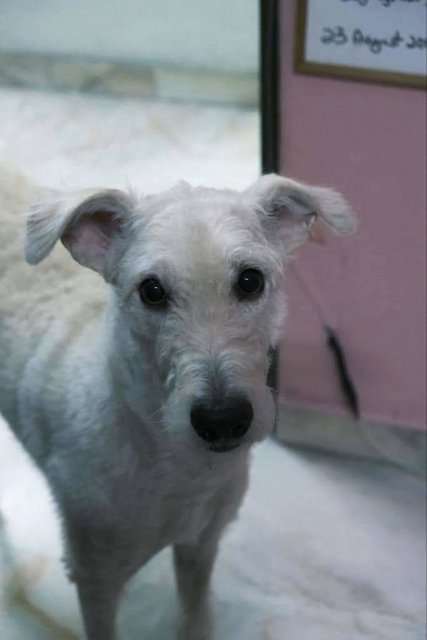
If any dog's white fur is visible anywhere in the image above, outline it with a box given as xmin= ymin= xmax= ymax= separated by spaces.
xmin=0 ymin=162 xmax=355 ymax=640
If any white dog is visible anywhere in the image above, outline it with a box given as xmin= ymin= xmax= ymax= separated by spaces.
xmin=0 ymin=163 xmax=354 ymax=640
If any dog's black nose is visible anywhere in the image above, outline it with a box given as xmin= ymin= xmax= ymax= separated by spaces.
xmin=191 ymin=397 xmax=253 ymax=448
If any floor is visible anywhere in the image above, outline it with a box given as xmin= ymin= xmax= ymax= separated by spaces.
xmin=0 ymin=86 xmax=426 ymax=640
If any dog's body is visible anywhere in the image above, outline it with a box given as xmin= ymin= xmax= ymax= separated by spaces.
xmin=0 ymin=162 xmax=354 ymax=640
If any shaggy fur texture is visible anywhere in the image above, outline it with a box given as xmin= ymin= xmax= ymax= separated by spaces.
xmin=0 ymin=162 xmax=355 ymax=640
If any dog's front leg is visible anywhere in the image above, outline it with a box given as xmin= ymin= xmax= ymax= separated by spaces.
xmin=173 ymin=539 xmax=218 ymax=640
xmin=76 ymin=579 xmax=122 ymax=640
xmin=64 ymin=517 xmax=130 ymax=640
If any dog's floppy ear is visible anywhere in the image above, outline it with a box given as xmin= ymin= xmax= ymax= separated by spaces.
xmin=25 ymin=188 xmax=134 ymax=279
xmin=246 ymin=174 xmax=356 ymax=252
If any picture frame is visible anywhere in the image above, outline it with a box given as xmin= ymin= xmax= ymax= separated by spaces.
xmin=295 ymin=0 xmax=427 ymax=89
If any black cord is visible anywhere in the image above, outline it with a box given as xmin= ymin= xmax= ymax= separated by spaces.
xmin=325 ymin=325 xmax=360 ymax=420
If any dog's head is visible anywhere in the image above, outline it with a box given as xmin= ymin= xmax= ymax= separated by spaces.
xmin=25 ymin=175 xmax=355 ymax=454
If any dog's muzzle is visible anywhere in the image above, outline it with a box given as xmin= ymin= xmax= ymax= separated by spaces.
xmin=190 ymin=396 xmax=253 ymax=452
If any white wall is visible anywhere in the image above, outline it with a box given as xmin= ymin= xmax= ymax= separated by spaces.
xmin=0 ymin=0 xmax=258 ymax=74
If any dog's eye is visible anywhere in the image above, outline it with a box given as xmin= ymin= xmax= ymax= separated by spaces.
xmin=138 ymin=278 xmax=167 ymax=307
xmin=236 ymin=269 xmax=264 ymax=299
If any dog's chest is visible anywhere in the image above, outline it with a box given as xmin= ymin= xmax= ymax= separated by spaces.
xmin=146 ymin=491 xmax=217 ymax=547
xmin=111 ymin=457 xmax=232 ymax=549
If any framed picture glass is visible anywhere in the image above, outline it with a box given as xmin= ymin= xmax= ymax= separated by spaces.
xmin=296 ymin=0 xmax=427 ymax=88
